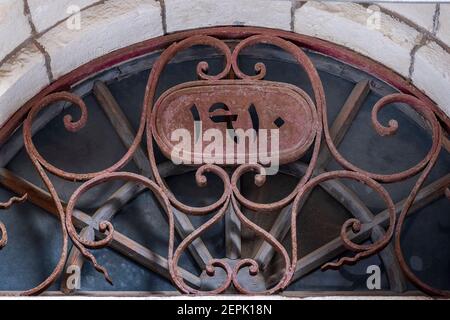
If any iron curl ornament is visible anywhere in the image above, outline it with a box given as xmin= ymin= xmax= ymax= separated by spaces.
xmin=0 ymin=32 xmax=448 ymax=297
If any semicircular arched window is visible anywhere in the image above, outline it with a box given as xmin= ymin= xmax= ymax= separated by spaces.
xmin=0 ymin=28 xmax=449 ymax=297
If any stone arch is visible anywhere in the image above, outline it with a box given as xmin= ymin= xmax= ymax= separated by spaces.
xmin=0 ymin=0 xmax=449 ymax=134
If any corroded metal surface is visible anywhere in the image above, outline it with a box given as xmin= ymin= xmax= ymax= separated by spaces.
xmin=0 ymin=31 xmax=448 ymax=297
xmin=152 ymin=81 xmax=318 ymax=165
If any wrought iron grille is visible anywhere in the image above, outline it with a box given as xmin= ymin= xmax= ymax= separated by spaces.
xmin=0 ymin=28 xmax=449 ymax=297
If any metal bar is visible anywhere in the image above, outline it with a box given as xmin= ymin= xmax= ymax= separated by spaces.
xmin=0 ymin=168 xmax=201 ymax=289
xmin=0 ymin=290 xmax=428 ymax=298
xmin=281 ymin=290 xmax=428 ymax=299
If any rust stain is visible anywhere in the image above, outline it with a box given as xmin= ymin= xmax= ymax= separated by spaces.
xmin=152 ymin=80 xmax=318 ymax=165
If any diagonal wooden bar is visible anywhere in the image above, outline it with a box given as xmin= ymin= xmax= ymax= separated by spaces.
xmin=254 ymin=80 xmax=406 ymax=291
xmin=60 ymin=165 xmax=199 ymax=292
xmin=224 ymin=70 xmax=241 ymax=260
xmin=308 ymin=166 xmax=407 ymax=292
xmin=253 ymin=204 xmax=292 ymax=270
xmin=0 ymin=168 xmax=201 ymax=289
xmin=316 ymin=80 xmax=370 ymax=168
xmin=225 ymin=179 xmax=241 ymax=259
xmin=61 ymin=181 xmax=145 ymax=293
xmin=253 ymin=81 xmax=370 ymax=270
xmin=93 ymin=81 xmax=212 ymax=269
xmin=92 ymin=81 xmax=151 ymax=175
xmin=0 ymin=101 xmax=68 ymax=168
xmin=313 ymin=79 xmax=404 ymax=291
xmin=266 ymin=173 xmax=450 ymax=287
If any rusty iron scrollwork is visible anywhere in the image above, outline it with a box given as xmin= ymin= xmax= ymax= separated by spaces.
xmin=0 ymin=33 xmax=448 ymax=297
xmin=0 ymin=194 xmax=27 ymax=249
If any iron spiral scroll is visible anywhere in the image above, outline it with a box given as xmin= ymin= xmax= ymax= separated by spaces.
xmin=0 ymin=33 xmax=448 ymax=297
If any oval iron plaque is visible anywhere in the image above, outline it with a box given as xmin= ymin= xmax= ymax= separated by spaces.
xmin=151 ymin=80 xmax=318 ymax=165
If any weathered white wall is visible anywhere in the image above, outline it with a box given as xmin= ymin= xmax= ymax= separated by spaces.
xmin=165 ymin=0 xmax=292 ymax=32
xmin=293 ymin=1 xmax=450 ymax=119
xmin=27 ymin=0 xmax=99 ymax=33
xmin=37 ymin=0 xmax=163 ymax=79
xmin=0 ymin=44 xmax=49 ymax=126
xmin=0 ymin=0 xmax=449 ymax=127
xmin=294 ymin=2 xmax=420 ymax=77
xmin=0 ymin=0 xmax=31 ymax=62
xmin=379 ymin=2 xmax=436 ymax=32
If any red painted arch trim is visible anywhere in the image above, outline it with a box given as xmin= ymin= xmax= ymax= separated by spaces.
xmin=1 ymin=26 xmax=449 ymax=145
